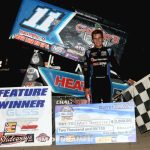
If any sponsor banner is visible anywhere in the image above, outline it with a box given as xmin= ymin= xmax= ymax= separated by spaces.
xmin=55 ymin=101 xmax=136 ymax=145
xmin=10 ymin=0 xmax=127 ymax=62
xmin=0 ymin=86 xmax=52 ymax=147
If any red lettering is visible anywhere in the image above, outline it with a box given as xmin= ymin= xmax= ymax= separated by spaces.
xmin=40 ymin=42 xmax=45 ymax=48
xmin=25 ymin=37 xmax=34 ymax=44
xmin=76 ymin=24 xmax=93 ymax=35
xmin=44 ymin=43 xmax=50 ymax=49
xmin=39 ymin=42 xmax=49 ymax=49
xmin=14 ymin=34 xmax=25 ymax=41
xmin=54 ymin=76 xmax=84 ymax=92
xmin=54 ymin=76 xmax=65 ymax=87
xmin=113 ymin=35 xmax=120 ymax=44
xmin=65 ymin=78 xmax=74 ymax=89
xmin=81 ymin=81 xmax=84 ymax=91
xmin=73 ymin=80 xmax=82 ymax=91
xmin=34 ymin=40 xmax=41 ymax=46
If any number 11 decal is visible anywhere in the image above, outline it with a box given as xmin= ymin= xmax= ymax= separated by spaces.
xmin=21 ymin=7 xmax=62 ymax=33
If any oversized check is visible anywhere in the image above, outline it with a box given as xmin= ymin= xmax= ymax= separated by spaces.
xmin=0 ymin=86 xmax=52 ymax=147
xmin=55 ymin=101 xmax=136 ymax=145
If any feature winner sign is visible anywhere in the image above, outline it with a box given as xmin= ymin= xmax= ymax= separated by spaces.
xmin=55 ymin=102 xmax=136 ymax=145
xmin=0 ymin=86 xmax=52 ymax=147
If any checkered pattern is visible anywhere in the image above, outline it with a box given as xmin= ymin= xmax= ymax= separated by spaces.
xmin=122 ymin=74 xmax=150 ymax=134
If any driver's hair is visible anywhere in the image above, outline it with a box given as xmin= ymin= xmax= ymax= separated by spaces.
xmin=91 ymin=29 xmax=103 ymax=39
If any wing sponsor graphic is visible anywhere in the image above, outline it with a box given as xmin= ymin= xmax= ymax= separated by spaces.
xmin=10 ymin=0 xmax=75 ymax=54
xmin=10 ymin=0 xmax=127 ymax=62
xmin=59 ymin=13 xmax=126 ymax=62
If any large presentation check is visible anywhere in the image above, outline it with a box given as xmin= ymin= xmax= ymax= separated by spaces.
xmin=55 ymin=101 xmax=136 ymax=145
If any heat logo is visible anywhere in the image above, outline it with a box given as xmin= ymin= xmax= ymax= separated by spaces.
xmin=54 ymin=75 xmax=84 ymax=92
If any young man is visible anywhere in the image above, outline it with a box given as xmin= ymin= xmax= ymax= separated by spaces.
xmin=84 ymin=29 xmax=134 ymax=103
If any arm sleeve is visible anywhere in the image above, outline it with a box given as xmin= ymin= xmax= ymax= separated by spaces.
xmin=83 ymin=50 xmax=91 ymax=88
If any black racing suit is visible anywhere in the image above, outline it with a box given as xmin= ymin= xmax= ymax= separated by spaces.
xmin=83 ymin=46 xmax=121 ymax=103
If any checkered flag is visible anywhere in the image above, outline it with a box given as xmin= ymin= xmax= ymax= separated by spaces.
xmin=121 ymin=74 xmax=150 ymax=134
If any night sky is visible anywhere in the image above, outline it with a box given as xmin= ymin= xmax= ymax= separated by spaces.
xmin=1 ymin=0 xmax=149 ymax=87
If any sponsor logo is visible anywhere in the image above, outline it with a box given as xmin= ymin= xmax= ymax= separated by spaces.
xmin=24 ymin=81 xmax=43 ymax=87
xmin=91 ymin=58 xmax=107 ymax=62
xmin=93 ymin=62 xmax=107 ymax=66
xmin=55 ymin=96 xmax=87 ymax=105
xmin=76 ymin=24 xmax=93 ymax=35
xmin=26 ymin=67 xmax=39 ymax=81
xmin=75 ymin=43 xmax=85 ymax=52
xmin=27 ymin=67 xmax=36 ymax=74
xmin=67 ymin=48 xmax=85 ymax=56
xmin=101 ymin=51 xmax=107 ymax=56
xmin=91 ymin=52 xmax=97 ymax=56
xmin=21 ymin=125 xmax=38 ymax=130
xmin=54 ymin=75 xmax=84 ymax=92
xmin=65 ymin=52 xmax=79 ymax=61
xmin=6 ymin=108 xmax=39 ymax=117
xmin=13 ymin=34 xmax=50 ymax=50
xmin=0 ymin=134 xmax=34 ymax=145
xmin=4 ymin=122 xmax=17 ymax=133
xmin=76 ymin=23 xmax=120 ymax=45
xmin=19 ymin=30 xmax=45 ymax=41
xmin=21 ymin=7 xmax=63 ymax=34
xmin=51 ymin=45 xmax=66 ymax=55
xmin=36 ymin=133 xmax=50 ymax=142
xmin=60 ymin=106 xmax=74 ymax=121
xmin=56 ymin=100 xmax=73 ymax=105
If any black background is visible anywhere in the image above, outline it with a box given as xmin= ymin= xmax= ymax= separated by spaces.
xmin=0 ymin=0 xmax=149 ymax=87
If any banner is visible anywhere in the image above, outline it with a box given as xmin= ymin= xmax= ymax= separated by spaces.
xmin=0 ymin=86 xmax=52 ymax=147
xmin=55 ymin=102 xmax=136 ymax=145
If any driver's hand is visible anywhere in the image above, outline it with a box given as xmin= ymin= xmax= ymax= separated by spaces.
xmin=85 ymin=88 xmax=91 ymax=103
xmin=127 ymin=79 xmax=136 ymax=85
